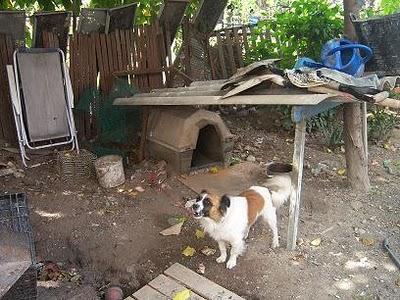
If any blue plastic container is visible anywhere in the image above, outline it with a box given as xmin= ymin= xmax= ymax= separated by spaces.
xmin=321 ymin=39 xmax=372 ymax=77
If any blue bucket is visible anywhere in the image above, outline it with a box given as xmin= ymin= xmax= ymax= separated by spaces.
xmin=321 ymin=39 xmax=372 ymax=77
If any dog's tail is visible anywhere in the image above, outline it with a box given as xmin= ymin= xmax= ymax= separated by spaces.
xmin=263 ymin=162 xmax=292 ymax=209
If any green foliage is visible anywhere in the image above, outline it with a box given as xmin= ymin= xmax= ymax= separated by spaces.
xmin=380 ymin=0 xmax=400 ymax=15
xmin=90 ymin=0 xmax=163 ymax=24
xmin=246 ymin=0 xmax=343 ymax=69
xmin=368 ymin=107 xmax=398 ymax=141
xmin=311 ymin=110 xmax=343 ymax=146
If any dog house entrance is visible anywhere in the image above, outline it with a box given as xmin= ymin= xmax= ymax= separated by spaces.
xmin=147 ymin=108 xmax=233 ymax=174
xmin=191 ymin=125 xmax=224 ymax=169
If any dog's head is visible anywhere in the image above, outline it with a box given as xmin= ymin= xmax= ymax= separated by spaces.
xmin=191 ymin=190 xmax=230 ymax=222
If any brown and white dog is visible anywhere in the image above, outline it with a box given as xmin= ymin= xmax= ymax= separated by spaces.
xmin=190 ymin=170 xmax=291 ymax=269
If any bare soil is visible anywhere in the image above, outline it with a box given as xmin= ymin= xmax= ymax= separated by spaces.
xmin=1 ymin=109 xmax=400 ymax=300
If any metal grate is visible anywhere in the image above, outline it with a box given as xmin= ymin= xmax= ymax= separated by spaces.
xmin=0 ymin=193 xmax=36 ymax=264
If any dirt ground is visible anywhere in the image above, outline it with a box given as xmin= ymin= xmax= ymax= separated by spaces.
xmin=1 ymin=108 xmax=400 ymax=300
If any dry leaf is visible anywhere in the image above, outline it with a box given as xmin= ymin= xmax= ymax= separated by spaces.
xmin=173 ymin=289 xmax=191 ymax=300
xmin=135 ymin=186 xmax=145 ymax=193
xmin=160 ymin=222 xmax=184 ymax=236
xmin=395 ymin=278 xmax=400 ymax=287
xmin=311 ymin=238 xmax=321 ymax=247
xmin=210 ymin=166 xmax=219 ymax=174
xmin=337 ymin=168 xmax=346 ymax=176
xmin=201 ymin=246 xmax=216 ymax=256
xmin=361 ymin=236 xmax=375 ymax=246
xmin=195 ymin=229 xmax=205 ymax=239
xmin=197 ymin=263 xmax=205 ymax=274
xmin=168 ymin=216 xmax=187 ymax=226
xmin=182 ymin=246 xmax=196 ymax=257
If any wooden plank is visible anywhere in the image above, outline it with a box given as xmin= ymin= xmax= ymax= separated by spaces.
xmin=120 ymin=29 xmax=128 ymax=70
xmin=149 ymin=274 xmax=205 ymax=300
xmin=362 ymin=102 xmax=368 ymax=160
xmin=110 ymin=31 xmax=119 ymax=76
xmin=100 ymin=33 xmax=110 ymax=92
xmin=224 ymin=30 xmax=237 ymax=75
xmin=115 ymin=30 xmax=123 ymax=71
xmin=287 ymin=119 xmax=306 ymax=251
xmin=132 ymin=285 xmax=167 ymax=300
xmin=215 ymin=32 xmax=228 ymax=78
xmin=232 ymin=27 xmax=243 ymax=68
xmin=242 ymin=25 xmax=249 ymax=53
xmin=164 ymin=263 xmax=244 ymax=300
xmin=0 ymin=35 xmax=7 ymax=139
xmin=0 ymin=34 xmax=16 ymax=142
xmin=94 ymin=33 xmax=105 ymax=91
xmin=114 ymin=94 xmax=334 ymax=106
xmin=106 ymin=32 xmax=115 ymax=90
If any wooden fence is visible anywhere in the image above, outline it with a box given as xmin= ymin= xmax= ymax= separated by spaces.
xmin=0 ymin=24 xmax=167 ymax=143
xmin=180 ymin=24 xmax=265 ymax=81
xmin=208 ymin=25 xmax=255 ymax=79
xmin=69 ymin=24 xmax=166 ymax=140
xmin=0 ymin=34 xmax=16 ymax=143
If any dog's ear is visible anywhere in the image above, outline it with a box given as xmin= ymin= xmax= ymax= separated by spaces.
xmin=219 ymin=195 xmax=230 ymax=215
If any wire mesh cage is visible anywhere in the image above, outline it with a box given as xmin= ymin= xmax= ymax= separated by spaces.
xmin=0 ymin=193 xmax=35 ymax=263
xmin=0 ymin=192 xmax=37 ymax=300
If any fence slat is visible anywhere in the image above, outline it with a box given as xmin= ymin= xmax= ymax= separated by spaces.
xmin=233 ymin=27 xmax=244 ymax=68
xmin=215 ymin=32 xmax=228 ymax=79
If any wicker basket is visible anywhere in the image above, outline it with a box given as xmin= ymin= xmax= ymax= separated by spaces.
xmin=57 ymin=149 xmax=97 ymax=180
xmin=351 ymin=13 xmax=400 ymax=75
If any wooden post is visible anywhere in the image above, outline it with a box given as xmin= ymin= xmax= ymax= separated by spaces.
xmin=287 ymin=119 xmax=306 ymax=250
xmin=343 ymin=0 xmax=370 ymax=191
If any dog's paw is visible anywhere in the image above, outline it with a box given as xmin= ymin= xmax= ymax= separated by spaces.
xmin=226 ymin=259 xmax=237 ymax=269
xmin=216 ymin=255 xmax=227 ymax=263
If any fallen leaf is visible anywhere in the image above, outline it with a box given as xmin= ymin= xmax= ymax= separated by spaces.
xmin=311 ymin=238 xmax=322 ymax=247
xmin=168 ymin=216 xmax=187 ymax=226
xmin=201 ymin=246 xmax=216 ymax=256
xmin=195 ymin=229 xmax=205 ymax=239
xmin=395 ymin=277 xmax=400 ymax=287
xmin=360 ymin=235 xmax=375 ymax=246
xmin=160 ymin=222 xmax=184 ymax=236
xmin=210 ymin=166 xmax=219 ymax=174
xmin=173 ymin=289 xmax=191 ymax=300
xmin=182 ymin=246 xmax=196 ymax=257
xmin=197 ymin=263 xmax=205 ymax=274
xmin=337 ymin=168 xmax=346 ymax=176
xmin=135 ymin=186 xmax=145 ymax=193
xmin=117 ymin=188 xmax=124 ymax=193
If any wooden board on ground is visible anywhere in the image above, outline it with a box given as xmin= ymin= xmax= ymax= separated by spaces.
xmin=164 ymin=263 xmax=245 ymax=300
xmin=128 ymin=263 xmax=244 ymax=300
xmin=132 ymin=285 xmax=168 ymax=300
xmin=178 ymin=162 xmax=263 ymax=196
xmin=148 ymin=274 xmax=205 ymax=300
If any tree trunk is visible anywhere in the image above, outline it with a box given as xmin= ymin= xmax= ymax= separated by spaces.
xmin=343 ymin=0 xmax=370 ymax=191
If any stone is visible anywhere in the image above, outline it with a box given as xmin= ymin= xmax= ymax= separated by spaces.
xmin=246 ymin=155 xmax=256 ymax=162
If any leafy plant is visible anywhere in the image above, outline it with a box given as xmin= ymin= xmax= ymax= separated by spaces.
xmin=312 ymin=110 xmax=343 ymax=146
xmin=368 ymin=107 xmax=398 ymax=141
xmin=380 ymin=0 xmax=400 ymax=15
xmin=246 ymin=0 xmax=343 ymax=68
